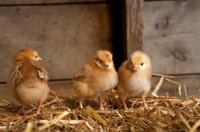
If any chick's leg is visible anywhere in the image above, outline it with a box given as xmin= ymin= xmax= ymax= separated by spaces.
xmin=20 ymin=104 xmax=26 ymax=116
xmin=20 ymin=104 xmax=33 ymax=118
xmin=142 ymin=96 xmax=148 ymax=107
xmin=35 ymin=101 xmax=42 ymax=116
xmin=78 ymin=98 xmax=83 ymax=108
xmin=98 ymin=98 xmax=104 ymax=111
xmin=120 ymin=97 xmax=128 ymax=111
xmin=141 ymin=90 xmax=148 ymax=107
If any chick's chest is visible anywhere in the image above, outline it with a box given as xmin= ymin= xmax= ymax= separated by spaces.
xmin=97 ymin=70 xmax=117 ymax=89
xmin=128 ymin=73 xmax=150 ymax=91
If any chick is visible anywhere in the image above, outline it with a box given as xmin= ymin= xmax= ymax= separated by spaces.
xmin=73 ymin=50 xmax=118 ymax=110
xmin=117 ymin=51 xmax=152 ymax=110
xmin=8 ymin=48 xmax=49 ymax=116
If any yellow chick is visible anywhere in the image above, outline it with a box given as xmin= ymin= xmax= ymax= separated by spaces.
xmin=7 ymin=48 xmax=49 ymax=116
xmin=117 ymin=51 xmax=152 ymax=110
xmin=73 ymin=50 xmax=118 ymax=110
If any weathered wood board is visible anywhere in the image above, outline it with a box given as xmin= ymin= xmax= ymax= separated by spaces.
xmin=0 ymin=0 xmax=109 ymax=5
xmin=143 ymin=0 xmax=200 ymax=74
xmin=0 ymin=4 xmax=114 ymax=82
xmin=123 ymin=0 xmax=143 ymax=58
xmin=152 ymin=76 xmax=200 ymax=98
xmin=1 ymin=0 xmax=200 ymax=98
xmin=2 ymin=75 xmax=200 ymax=104
xmin=0 ymin=80 xmax=75 ymax=104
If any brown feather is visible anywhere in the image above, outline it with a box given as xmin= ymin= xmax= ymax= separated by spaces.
xmin=7 ymin=48 xmax=49 ymax=116
xmin=73 ymin=50 xmax=118 ymax=110
xmin=73 ymin=65 xmax=94 ymax=83
xmin=117 ymin=51 xmax=152 ymax=110
xmin=7 ymin=64 xmax=22 ymax=88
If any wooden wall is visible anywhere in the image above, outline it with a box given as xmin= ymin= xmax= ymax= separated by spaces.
xmin=0 ymin=0 xmax=123 ymax=102
xmin=143 ymin=0 xmax=200 ymax=97
xmin=143 ymin=0 xmax=200 ymax=74
xmin=0 ymin=0 xmax=123 ymax=82
xmin=0 ymin=0 xmax=200 ymax=102
xmin=0 ymin=0 xmax=109 ymax=4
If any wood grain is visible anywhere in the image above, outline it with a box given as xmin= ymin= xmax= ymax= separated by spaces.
xmin=124 ymin=0 xmax=144 ymax=58
xmin=143 ymin=0 xmax=200 ymax=74
xmin=0 ymin=4 xmax=113 ymax=82
xmin=0 ymin=80 xmax=75 ymax=103
xmin=151 ymin=75 xmax=200 ymax=98
xmin=0 ymin=0 xmax=109 ymax=5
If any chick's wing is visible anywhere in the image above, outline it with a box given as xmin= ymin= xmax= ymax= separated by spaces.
xmin=8 ymin=64 xmax=22 ymax=88
xmin=30 ymin=61 xmax=48 ymax=81
xmin=73 ymin=65 xmax=94 ymax=83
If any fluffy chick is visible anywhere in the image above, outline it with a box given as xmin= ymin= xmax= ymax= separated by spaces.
xmin=8 ymin=48 xmax=49 ymax=116
xmin=73 ymin=50 xmax=118 ymax=110
xmin=117 ymin=51 xmax=152 ymax=110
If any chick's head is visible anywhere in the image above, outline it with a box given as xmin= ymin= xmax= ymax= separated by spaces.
xmin=12 ymin=48 xmax=42 ymax=63
xmin=94 ymin=50 xmax=113 ymax=70
xmin=128 ymin=51 xmax=151 ymax=71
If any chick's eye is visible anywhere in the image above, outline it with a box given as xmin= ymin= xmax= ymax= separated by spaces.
xmin=141 ymin=62 xmax=144 ymax=66
xmin=99 ymin=60 xmax=102 ymax=63
xmin=35 ymin=56 xmax=38 ymax=58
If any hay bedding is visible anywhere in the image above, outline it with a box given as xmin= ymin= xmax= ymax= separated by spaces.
xmin=0 ymin=75 xmax=200 ymax=132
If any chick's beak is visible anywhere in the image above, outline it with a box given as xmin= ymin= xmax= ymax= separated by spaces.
xmin=104 ymin=62 xmax=109 ymax=68
xmin=38 ymin=57 xmax=42 ymax=61
xmin=133 ymin=65 xmax=138 ymax=71
xmin=104 ymin=64 xmax=109 ymax=68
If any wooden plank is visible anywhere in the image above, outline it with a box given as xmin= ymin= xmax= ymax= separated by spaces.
xmin=123 ymin=0 xmax=143 ymax=58
xmin=0 ymin=0 xmax=186 ymax=5
xmin=142 ymin=0 xmax=200 ymax=74
xmin=144 ymin=32 xmax=200 ymax=74
xmin=0 ymin=80 xmax=75 ymax=104
xmin=49 ymin=81 xmax=75 ymax=98
xmin=176 ymin=76 xmax=200 ymax=98
xmin=151 ymin=76 xmax=176 ymax=97
xmin=0 ymin=0 xmax=109 ymax=5
xmin=151 ymin=76 xmax=200 ymax=98
xmin=0 ymin=4 xmax=114 ymax=82
xmin=0 ymin=84 xmax=14 ymax=103
xmin=145 ymin=0 xmax=187 ymax=1
xmin=1 ymin=76 xmax=200 ymax=105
